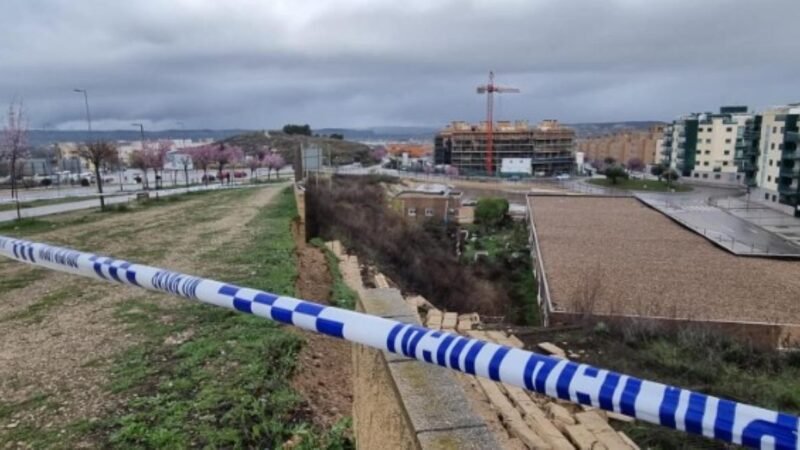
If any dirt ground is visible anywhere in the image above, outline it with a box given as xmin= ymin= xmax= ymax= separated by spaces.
xmin=290 ymin=225 xmax=354 ymax=429
xmin=0 ymin=186 xmax=288 ymax=440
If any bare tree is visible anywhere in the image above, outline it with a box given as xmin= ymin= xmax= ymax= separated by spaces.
xmin=1 ymin=100 xmax=29 ymax=220
xmin=79 ymin=141 xmax=118 ymax=211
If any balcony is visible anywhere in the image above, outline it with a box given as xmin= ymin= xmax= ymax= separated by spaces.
xmin=778 ymin=182 xmax=799 ymax=195
xmin=738 ymin=161 xmax=758 ymax=172
xmin=779 ymin=166 xmax=800 ymax=179
xmin=532 ymin=156 xmax=573 ymax=164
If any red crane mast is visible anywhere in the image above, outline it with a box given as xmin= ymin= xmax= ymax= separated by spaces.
xmin=476 ymin=71 xmax=520 ymax=175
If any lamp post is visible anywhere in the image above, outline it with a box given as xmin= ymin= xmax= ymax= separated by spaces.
xmin=132 ymin=123 xmax=146 ymax=189
xmin=73 ymin=89 xmax=92 ymax=134
xmin=73 ymin=88 xmax=93 ymax=183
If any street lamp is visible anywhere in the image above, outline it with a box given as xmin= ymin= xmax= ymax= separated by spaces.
xmin=132 ymin=123 xmax=147 ymax=189
xmin=73 ymin=89 xmax=92 ymax=134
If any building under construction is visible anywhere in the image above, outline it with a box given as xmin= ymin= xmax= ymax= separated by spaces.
xmin=434 ymin=120 xmax=576 ymax=176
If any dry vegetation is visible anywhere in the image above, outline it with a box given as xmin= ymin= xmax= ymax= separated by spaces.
xmin=305 ymin=175 xmax=510 ymax=316
xmin=530 ymin=196 xmax=800 ymax=323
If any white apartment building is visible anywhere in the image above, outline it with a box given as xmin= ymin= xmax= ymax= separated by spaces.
xmin=750 ymin=104 xmax=800 ymax=216
xmin=661 ymin=106 xmax=751 ymax=187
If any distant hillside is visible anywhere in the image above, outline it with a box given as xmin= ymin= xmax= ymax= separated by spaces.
xmin=316 ymin=127 xmax=437 ymax=142
xmin=25 ymin=129 xmax=250 ymax=147
xmin=222 ymin=131 xmax=372 ymax=165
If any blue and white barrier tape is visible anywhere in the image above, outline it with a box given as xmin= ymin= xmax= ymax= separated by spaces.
xmin=0 ymin=235 xmax=797 ymax=450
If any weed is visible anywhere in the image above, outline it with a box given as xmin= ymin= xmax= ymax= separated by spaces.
xmin=0 ymin=267 xmax=47 ymax=291
xmin=310 ymin=237 xmax=357 ymax=309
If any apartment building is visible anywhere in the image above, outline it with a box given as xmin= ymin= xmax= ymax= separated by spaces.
xmin=434 ymin=120 xmax=575 ymax=176
xmin=578 ymin=125 xmax=664 ymax=167
xmin=749 ymin=105 xmax=800 ymax=216
xmin=661 ymin=106 xmax=751 ymax=186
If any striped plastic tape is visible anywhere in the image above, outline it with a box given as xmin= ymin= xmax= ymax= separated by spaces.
xmin=0 ymin=235 xmax=797 ymax=449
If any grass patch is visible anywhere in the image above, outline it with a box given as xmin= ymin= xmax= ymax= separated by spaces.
xmin=0 ymin=214 xmax=105 ymax=237
xmin=0 ymin=288 xmax=76 ymax=324
xmin=0 ymin=196 xmax=91 ymax=212
xmin=0 ymin=267 xmax=47 ymax=292
xmin=310 ymin=237 xmax=358 ymax=309
xmin=100 ymin=186 xmax=353 ymax=449
xmin=587 ymin=178 xmax=692 ymax=192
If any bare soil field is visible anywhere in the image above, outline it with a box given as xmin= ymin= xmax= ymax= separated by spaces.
xmin=529 ymin=196 xmax=800 ymax=323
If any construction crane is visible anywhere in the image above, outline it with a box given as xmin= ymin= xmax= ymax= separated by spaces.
xmin=477 ymin=71 xmax=520 ymax=175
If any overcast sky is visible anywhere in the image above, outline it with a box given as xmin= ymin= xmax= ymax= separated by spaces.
xmin=2 ymin=0 xmax=798 ymax=130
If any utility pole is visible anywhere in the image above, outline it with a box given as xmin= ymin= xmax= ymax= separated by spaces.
xmin=132 ymin=123 xmax=146 ymax=189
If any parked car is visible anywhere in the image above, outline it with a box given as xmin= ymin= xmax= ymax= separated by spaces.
xmin=555 ymin=173 xmax=571 ymax=181
xmin=233 ymin=171 xmax=247 ymax=178
xmin=202 ymin=174 xmax=216 ymax=183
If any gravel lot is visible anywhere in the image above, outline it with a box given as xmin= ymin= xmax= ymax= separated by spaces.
xmin=529 ymin=196 xmax=800 ymax=324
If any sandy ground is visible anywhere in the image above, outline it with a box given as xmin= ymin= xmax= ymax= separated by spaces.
xmin=0 ymin=186 xmax=283 ymax=435
xmin=529 ymin=196 xmax=800 ymax=323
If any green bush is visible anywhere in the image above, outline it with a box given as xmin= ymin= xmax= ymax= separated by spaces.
xmin=603 ymin=165 xmax=628 ymax=185
xmin=474 ymin=197 xmax=509 ymax=228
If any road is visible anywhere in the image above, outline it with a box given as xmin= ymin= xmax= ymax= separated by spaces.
xmin=0 ymin=168 xmax=294 ymax=203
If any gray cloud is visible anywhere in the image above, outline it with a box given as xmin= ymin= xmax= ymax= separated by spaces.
xmin=1 ymin=0 xmax=798 ymax=130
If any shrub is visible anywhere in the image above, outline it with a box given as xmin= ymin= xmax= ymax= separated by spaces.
xmin=604 ymin=165 xmax=628 ymax=185
xmin=305 ymin=177 xmax=508 ymax=315
xmin=474 ymin=198 xmax=509 ymax=228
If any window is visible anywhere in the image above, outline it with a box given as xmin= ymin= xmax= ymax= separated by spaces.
xmin=773 ymin=126 xmax=778 ymax=133
xmin=703 ymin=161 xmax=709 ymax=166
xmin=706 ymin=139 xmax=711 ymax=144
xmin=771 ymin=143 xmax=776 ymax=150
xmin=772 ymin=195 xmax=777 ymax=202
xmin=769 ymin=159 xmax=773 ymax=166
xmin=715 ymin=174 xmax=721 ymax=179
xmin=780 ymin=127 xmax=785 ymax=134
xmin=723 ymin=161 xmax=729 ymax=166
xmin=694 ymin=173 xmax=699 ymax=178
xmin=765 ymin=193 xmax=770 ymax=200
xmin=767 ymin=176 xmax=772 ymax=182
xmin=724 ymin=150 xmax=730 ymax=155
xmin=705 ymin=150 xmax=711 ymax=155
xmin=725 ymin=139 xmax=731 ymax=144
xmin=424 ymin=208 xmax=434 ymax=217
xmin=407 ymin=208 xmax=416 ymax=217
xmin=726 ymin=127 xmax=732 ymax=132
xmin=702 ymin=173 xmax=708 ymax=178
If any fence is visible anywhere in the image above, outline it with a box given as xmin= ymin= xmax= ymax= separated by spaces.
xmin=0 ymin=236 xmax=797 ymax=449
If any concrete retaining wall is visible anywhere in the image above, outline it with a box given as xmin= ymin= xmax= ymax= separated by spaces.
xmin=352 ymin=287 xmax=499 ymax=449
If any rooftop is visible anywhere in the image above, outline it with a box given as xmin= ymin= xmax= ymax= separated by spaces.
xmin=529 ymin=195 xmax=800 ymax=324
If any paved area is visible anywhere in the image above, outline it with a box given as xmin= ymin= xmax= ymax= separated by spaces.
xmin=636 ymin=193 xmax=800 ymax=257
xmin=0 ymin=184 xmax=261 ymax=223
xmin=710 ymin=196 xmax=800 ymax=247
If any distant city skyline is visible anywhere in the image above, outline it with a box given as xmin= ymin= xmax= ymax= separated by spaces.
xmin=2 ymin=0 xmax=798 ymax=130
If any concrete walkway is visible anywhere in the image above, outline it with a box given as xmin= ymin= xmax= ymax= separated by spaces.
xmin=0 ymin=184 xmax=264 ymax=223
xmin=636 ymin=193 xmax=800 ymax=257
xmin=709 ymin=196 xmax=800 ymax=247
